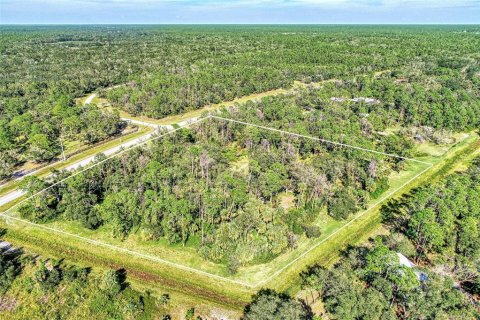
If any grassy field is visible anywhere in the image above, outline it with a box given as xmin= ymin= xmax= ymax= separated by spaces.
xmin=0 ymin=126 xmax=153 ymax=198
xmin=0 ymin=221 xmax=252 ymax=308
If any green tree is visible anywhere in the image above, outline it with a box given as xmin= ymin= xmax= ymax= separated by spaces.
xmin=34 ymin=261 xmax=62 ymax=292
xmin=407 ymin=208 xmax=446 ymax=253
xmin=243 ymin=289 xmax=312 ymax=320
xmin=0 ymin=232 xmax=21 ymax=294
xmin=27 ymin=133 xmax=59 ymax=161
xmin=97 ymin=189 xmax=139 ymax=238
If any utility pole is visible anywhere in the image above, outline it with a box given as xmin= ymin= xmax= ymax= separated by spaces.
xmin=59 ymin=137 xmax=66 ymax=161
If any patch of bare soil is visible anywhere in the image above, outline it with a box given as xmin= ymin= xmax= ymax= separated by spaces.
xmin=0 ymin=296 xmax=17 ymax=312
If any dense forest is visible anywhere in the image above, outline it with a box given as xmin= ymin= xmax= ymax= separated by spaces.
xmin=298 ymin=158 xmax=480 ymax=319
xmin=18 ymin=86 xmax=419 ymax=269
xmin=16 ymin=53 xmax=480 ymax=269
xmin=2 ymin=25 xmax=480 ymax=180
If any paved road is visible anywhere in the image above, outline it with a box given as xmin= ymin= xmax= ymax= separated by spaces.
xmin=0 ymin=190 xmax=25 ymax=207
xmin=0 ymin=129 xmax=159 ymax=207
xmin=123 ymin=118 xmax=169 ymax=129
xmin=0 ymin=94 xmax=200 ymax=208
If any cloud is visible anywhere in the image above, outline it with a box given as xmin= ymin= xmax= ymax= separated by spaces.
xmin=4 ymin=0 xmax=479 ymax=9
xmin=1 ymin=0 xmax=479 ymax=24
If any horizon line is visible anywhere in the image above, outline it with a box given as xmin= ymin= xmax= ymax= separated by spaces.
xmin=1 ymin=23 xmax=479 ymax=26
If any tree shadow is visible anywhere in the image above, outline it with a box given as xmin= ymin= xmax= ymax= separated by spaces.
xmin=116 ymin=268 xmax=129 ymax=291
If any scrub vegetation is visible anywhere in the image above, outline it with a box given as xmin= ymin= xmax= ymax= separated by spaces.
xmin=18 ymin=83 xmax=430 ymax=272
xmin=1 ymin=24 xmax=480 ymax=318
xmin=296 ymin=158 xmax=480 ymax=319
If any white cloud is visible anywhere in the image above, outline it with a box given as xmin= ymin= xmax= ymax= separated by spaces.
xmin=5 ymin=0 xmax=479 ymax=9
xmin=2 ymin=0 xmax=479 ymax=23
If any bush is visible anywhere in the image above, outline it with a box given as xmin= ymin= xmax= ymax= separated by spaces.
xmin=243 ymin=289 xmax=312 ymax=320
xmin=100 ymin=270 xmax=122 ymax=296
xmin=327 ymin=189 xmax=358 ymax=220
xmin=370 ymin=177 xmax=389 ymax=199
xmin=0 ymin=248 xmax=21 ymax=294
xmin=34 ymin=261 xmax=62 ymax=292
xmin=158 ymin=293 xmax=170 ymax=306
xmin=185 ymin=307 xmax=195 ymax=320
xmin=227 ymin=254 xmax=240 ymax=275
xmin=303 ymin=225 xmax=321 ymax=238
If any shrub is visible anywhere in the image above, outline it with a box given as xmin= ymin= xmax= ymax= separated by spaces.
xmin=100 ymin=270 xmax=122 ymax=296
xmin=304 ymin=225 xmax=321 ymax=238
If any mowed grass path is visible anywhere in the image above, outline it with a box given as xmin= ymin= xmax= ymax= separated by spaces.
xmin=2 ymin=79 xmax=478 ymax=310
xmin=0 ymin=125 xmax=438 ymax=286
xmin=1 ymin=129 xmax=478 ymax=311
xmin=102 ymin=78 xmax=339 ymax=127
xmin=278 ymin=131 xmax=480 ymax=294
xmin=110 ymin=87 xmax=289 ymax=126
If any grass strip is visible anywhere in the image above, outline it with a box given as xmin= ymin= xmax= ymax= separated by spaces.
xmin=0 ymin=126 xmax=153 ymax=197
xmin=276 ymin=132 xmax=480 ymax=294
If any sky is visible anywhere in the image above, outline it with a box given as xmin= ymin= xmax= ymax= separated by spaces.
xmin=1 ymin=0 xmax=479 ymax=24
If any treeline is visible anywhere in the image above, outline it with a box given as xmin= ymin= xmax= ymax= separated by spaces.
xmin=2 ymin=25 xmax=479 ymax=177
xmin=0 ymin=93 xmax=124 ymax=180
xmin=0 ymin=229 xmax=168 ymax=319
xmin=297 ymin=157 xmax=480 ymax=319
xmin=18 ymin=95 xmax=409 ymax=269
xmin=102 ymin=26 xmax=480 ymax=120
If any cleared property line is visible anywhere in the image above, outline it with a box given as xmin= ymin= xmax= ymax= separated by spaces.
xmin=0 ymin=212 xmax=254 ymax=288
xmin=211 ymin=115 xmax=432 ymax=165
xmin=255 ymin=162 xmax=434 ymax=287
xmin=84 ymin=93 xmax=97 ymax=105
xmin=0 ymin=113 xmax=436 ymax=289
xmin=0 ymin=114 xmax=255 ymax=288
xmin=1 ymin=116 xmax=210 ymax=216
